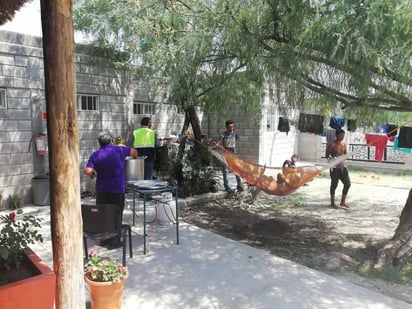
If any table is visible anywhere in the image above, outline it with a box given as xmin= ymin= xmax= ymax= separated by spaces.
xmin=126 ymin=181 xmax=179 ymax=254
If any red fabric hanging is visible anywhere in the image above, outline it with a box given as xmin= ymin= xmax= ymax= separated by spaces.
xmin=365 ymin=134 xmax=388 ymax=162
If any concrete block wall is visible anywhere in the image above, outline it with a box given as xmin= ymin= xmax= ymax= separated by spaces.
xmin=0 ymin=31 xmax=47 ymax=204
xmin=260 ymin=131 xmax=299 ymax=167
xmin=201 ymin=104 xmax=260 ymax=164
xmin=298 ymin=133 xmax=323 ymax=161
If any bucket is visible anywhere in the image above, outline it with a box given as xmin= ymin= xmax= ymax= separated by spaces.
xmin=32 ymin=175 xmax=50 ymax=206
xmin=156 ymin=200 xmax=176 ymax=225
xmin=125 ymin=157 xmax=145 ymax=181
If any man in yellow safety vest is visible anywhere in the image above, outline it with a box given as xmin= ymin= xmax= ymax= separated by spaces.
xmin=127 ymin=117 xmax=159 ymax=180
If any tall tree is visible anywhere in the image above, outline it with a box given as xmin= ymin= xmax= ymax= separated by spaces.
xmin=73 ymin=0 xmax=412 ymax=266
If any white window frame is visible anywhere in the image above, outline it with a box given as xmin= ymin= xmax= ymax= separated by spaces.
xmin=77 ymin=94 xmax=99 ymax=111
xmin=0 ymin=89 xmax=6 ymax=109
xmin=133 ymin=101 xmax=155 ymax=115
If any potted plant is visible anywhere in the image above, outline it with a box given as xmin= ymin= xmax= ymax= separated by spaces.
xmin=84 ymin=247 xmax=129 ymax=309
xmin=0 ymin=211 xmax=56 ymax=308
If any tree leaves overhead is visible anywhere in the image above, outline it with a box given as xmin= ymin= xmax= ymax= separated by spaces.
xmin=73 ymin=0 xmax=412 ymax=124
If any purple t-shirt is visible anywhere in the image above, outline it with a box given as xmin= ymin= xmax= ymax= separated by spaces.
xmin=86 ymin=144 xmax=131 ymax=194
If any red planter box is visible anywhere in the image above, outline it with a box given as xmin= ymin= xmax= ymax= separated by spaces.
xmin=0 ymin=248 xmax=56 ymax=309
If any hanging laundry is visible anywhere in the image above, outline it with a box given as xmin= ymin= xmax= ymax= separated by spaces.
xmin=393 ymin=136 xmax=412 ymax=153
xmin=347 ymin=119 xmax=357 ymax=132
xmin=365 ymin=133 xmax=388 ymax=162
xmin=277 ymin=117 xmax=290 ymax=133
xmin=397 ymin=127 xmax=412 ymax=148
xmin=329 ymin=117 xmax=344 ymax=130
xmin=298 ymin=113 xmax=324 ymax=135
xmin=382 ymin=124 xmax=398 ymax=137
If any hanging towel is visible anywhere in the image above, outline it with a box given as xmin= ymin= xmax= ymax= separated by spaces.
xmin=393 ymin=136 xmax=412 ymax=153
xmin=329 ymin=117 xmax=344 ymax=130
xmin=298 ymin=113 xmax=324 ymax=135
xmin=365 ymin=133 xmax=388 ymax=162
xmin=347 ymin=119 xmax=357 ymax=132
xmin=397 ymin=127 xmax=412 ymax=148
xmin=277 ymin=117 xmax=290 ymax=133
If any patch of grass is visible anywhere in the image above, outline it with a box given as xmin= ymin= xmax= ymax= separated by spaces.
xmin=266 ymin=194 xmax=305 ymax=209
xmin=358 ymin=263 xmax=407 ymax=284
xmin=371 ymin=266 xmax=405 ymax=284
xmin=400 ymin=261 xmax=412 ymax=284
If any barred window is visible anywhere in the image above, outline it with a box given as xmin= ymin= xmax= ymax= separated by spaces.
xmin=133 ymin=101 xmax=154 ymax=115
xmin=77 ymin=94 xmax=99 ymax=111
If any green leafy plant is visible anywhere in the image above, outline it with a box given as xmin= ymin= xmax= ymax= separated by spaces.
xmin=8 ymin=194 xmax=22 ymax=210
xmin=84 ymin=248 xmax=128 ymax=282
xmin=0 ymin=212 xmax=43 ymax=269
xmin=156 ymin=145 xmax=219 ymax=197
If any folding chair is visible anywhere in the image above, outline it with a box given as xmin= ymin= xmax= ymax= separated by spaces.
xmin=81 ymin=204 xmax=132 ymax=266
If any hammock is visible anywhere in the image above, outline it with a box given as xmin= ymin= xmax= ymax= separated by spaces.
xmin=210 ymin=145 xmax=328 ymax=196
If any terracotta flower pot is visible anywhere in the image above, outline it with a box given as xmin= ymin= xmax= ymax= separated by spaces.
xmin=85 ymin=273 xmax=128 ymax=309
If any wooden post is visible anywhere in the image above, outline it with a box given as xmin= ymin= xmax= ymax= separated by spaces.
xmin=40 ymin=0 xmax=85 ymax=307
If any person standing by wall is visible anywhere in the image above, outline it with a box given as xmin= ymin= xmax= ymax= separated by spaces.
xmin=84 ymin=131 xmax=138 ymax=248
xmin=127 ymin=117 xmax=159 ymax=180
xmin=326 ymin=129 xmax=351 ymax=209
xmin=217 ymin=120 xmax=243 ymax=193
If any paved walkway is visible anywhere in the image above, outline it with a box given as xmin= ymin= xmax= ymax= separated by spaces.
xmin=21 ymin=194 xmax=412 ymax=309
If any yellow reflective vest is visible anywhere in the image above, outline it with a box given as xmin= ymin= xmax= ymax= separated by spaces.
xmin=133 ymin=127 xmax=155 ymax=148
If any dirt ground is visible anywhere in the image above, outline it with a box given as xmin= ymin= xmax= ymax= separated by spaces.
xmin=179 ymin=168 xmax=412 ymax=304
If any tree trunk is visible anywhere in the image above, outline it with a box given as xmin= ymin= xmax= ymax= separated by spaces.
xmin=178 ymin=105 xmax=202 ymax=159
xmin=40 ymin=1 xmax=85 ymax=308
xmin=375 ymin=189 xmax=412 ymax=268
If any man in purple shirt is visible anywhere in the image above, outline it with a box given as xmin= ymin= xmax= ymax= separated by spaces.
xmin=84 ymin=131 xmax=137 ymax=248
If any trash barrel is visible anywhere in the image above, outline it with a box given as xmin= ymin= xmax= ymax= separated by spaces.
xmin=32 ymin=175 xmax=50 ymax=206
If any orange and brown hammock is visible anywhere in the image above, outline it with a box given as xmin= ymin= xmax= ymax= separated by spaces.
xmin=209 ymin=145 xmax=329 ymax=196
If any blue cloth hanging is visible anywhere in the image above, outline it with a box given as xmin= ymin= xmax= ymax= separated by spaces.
xmin=329 ymin=117 xmax=344 ymax=130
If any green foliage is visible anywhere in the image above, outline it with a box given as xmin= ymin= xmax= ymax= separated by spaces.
xmin=156 ymin=144 xmax=219 ymax=197
xmin=0 ymin=212 xmax=43 ymax=269
xmin=73 ymin=0 xmax=412 ymax=127
xmin=7 ymin=194 xmax=22 ymax=210
xmin=359 ymin=263 xmax=405 ymax=284
xmin=357 ymin=259 xmax=412 ymax=284
xmin=84 ymin=248 xmax=128 ymax=282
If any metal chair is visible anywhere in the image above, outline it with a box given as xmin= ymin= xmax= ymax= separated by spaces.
xmin=81 ymin=204 xmax=132 ymax=266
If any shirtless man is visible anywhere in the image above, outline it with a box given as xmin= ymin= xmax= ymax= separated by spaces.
xmin=325 ymin=129 xmax=351 ymax=209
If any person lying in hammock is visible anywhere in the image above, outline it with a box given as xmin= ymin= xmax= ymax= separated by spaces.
xmin=216 ymin=147 xmax=321 ymax=196
xmin=276 ymin=171 xmax=301 ymax=188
